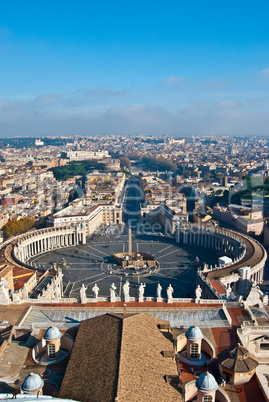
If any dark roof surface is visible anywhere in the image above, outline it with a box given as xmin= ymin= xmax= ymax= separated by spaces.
xmin=218 ymin=344 xmax=259 ymax=372
xmin=59 ymin=313 xmax=123 ymax=402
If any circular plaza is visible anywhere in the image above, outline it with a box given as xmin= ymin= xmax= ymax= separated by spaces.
xmin=28 ymin=226 xmax=226 ymax=299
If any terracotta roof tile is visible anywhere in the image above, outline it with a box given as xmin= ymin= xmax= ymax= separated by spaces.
xmin=59 ymin=314 xmax=122 ymax=402
xmin=59 ymin=313 xmax=181 ymax=402
xmin=218 ymin=344 xmax=259 ymax=372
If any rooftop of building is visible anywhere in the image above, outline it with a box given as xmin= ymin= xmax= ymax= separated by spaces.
xmin=13 ymin=266 xmax=36 ymax=291
xmin=59 ymin=313 xmax=180 ymax=402
xmin=14 ymin=303 xmax=231 ymax=329
xmin=218 ymin=344 xmax=259 ymax=372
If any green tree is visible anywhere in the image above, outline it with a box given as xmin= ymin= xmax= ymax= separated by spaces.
xmin=142 ymin=156 xmax=177 ymax=172
xmin=3 ymin=218 xmax=35 ymax=240
xmin=119 ymin=157 xmax=131 ymax=169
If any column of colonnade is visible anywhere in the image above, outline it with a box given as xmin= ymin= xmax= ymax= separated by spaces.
xmin=18 ymin=228 xmax=87 ymax=263
xmin=177 ymin=228 xmax=241 ymax=258
xmin=251 ymin=268 xmax=263 ymax=283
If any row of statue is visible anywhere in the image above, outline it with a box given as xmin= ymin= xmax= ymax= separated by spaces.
xmin=20 ymin=269 xmax=63 ymax=301
xmin=79 ymin=281 xmax=176 ymax=303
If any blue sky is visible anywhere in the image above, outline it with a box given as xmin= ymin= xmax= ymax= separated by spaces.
xmin=1 ymin=0 xmax=269 ymax=136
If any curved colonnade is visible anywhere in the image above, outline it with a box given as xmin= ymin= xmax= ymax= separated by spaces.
xmin=176 ymin=224 xmax=246 ymax=265
xmin=11 ymin=226 xmax=87 ymax=268
xmin=176 ymin=224 xmax=267 ymax=298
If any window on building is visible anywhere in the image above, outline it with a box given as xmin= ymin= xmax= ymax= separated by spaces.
xmin=202 ymin=396 xmax=213 ymax=402
xmin=48 ymin=343 xmax=56 ymax=359
xmin=190 ymin=343 xmax=199 ymax=359
xmin=260 ymin=343 xmax=269 ymax=351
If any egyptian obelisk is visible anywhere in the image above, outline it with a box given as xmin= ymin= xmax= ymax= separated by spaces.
xmin=128 ymin=226 xmax=132 ymax=256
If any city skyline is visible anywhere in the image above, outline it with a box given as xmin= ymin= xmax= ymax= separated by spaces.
xmin=0 ymin=132 xmax=269 ymax=400
xmin=1 ymin=1 xmax=269 ymax=136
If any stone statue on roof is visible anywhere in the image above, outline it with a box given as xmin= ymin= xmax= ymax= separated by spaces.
xmin=0 ymin=277 xmax=10 ymax=304
xmin=80 ymin=283 xmax=87 ymax=304
xmin=225 ymin=284 xmax=231 ymax=299
xmin=123 ymin=280 xmax=130 ymax=302
xmin=54 ymin=284 xmax=61 ymax=299
xmin=139 ymin=283 xmax=146 ymax=302
xmin=139 ymin=283 xmax=146 ymax=297
xmin=245 ymin=280 xmax=265 ymax=307
xmin=57 ymin=267 xmax=63 ymax=281
xmin=195 ymin=284 xmax=202 ymax=300
xmin=156 ymin=282 xmax=162 ymax=298
xmin=167 ymin=284 xmax=174 ymax=301
xmin=92 ymin=283 xmax=100 ymax=299
xmin=110 ymin=283 xmax=117 ymax=302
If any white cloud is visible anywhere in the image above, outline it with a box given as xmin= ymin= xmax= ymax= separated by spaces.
xmin=215 ymin=99 xmax=240 ymax=109
xmin=201 ymin=80 xmax=229 ymax=90
xmin=63 ymin=87 xmax=128 ymax=108
xmin=0 ymin=87 xmax=129 ymax=115
xmin=159 ymin=76 xmax=185 ymax=88
xmin=260 ymin=67 xmax=269 ymax=81
xmin=72 ymin=87 xmax=128 ymax=99
xmin=1 ymin=93 xmax=269 ymax=137
xmin=35 ymin=94 xmax=61 ymax=105
xmin=84 ymin=87 xmax=128 ymax=97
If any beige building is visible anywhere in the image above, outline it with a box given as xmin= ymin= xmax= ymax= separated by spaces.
xmin=213 ymin=204 xmax=264 ymax=236
xmin=139 ymin=173 xmax=188 ymax=232
xmin=85 ymin=171 xmax=125 ymax=204
xmin=48 ymin=172 xmax=125 ymax=235
xmin=237 ymin=324 xmax=269 ymax=363
xmin=13 ymin=266 xmax=37 ymax=295
xmin=66 ymin=150 xmax=109 ymax=161
xmin=141 ymin=202 xmax=188 ymax=233
xmin=218 ymin=344 xmax=258 ymax=385
xmin=47 ymin=198 xmax=123 ymax=236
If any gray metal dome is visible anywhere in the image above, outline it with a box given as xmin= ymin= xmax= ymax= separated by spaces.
xmin=44 ymin=325 xmax=61 ymax=341
xmin=185 ymin=325 xmax=203 ymax=341
xmin=21 ymin=372 xmax=44 ymax=394
xmin=195 ymin=371 xmax=218 ymax=393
